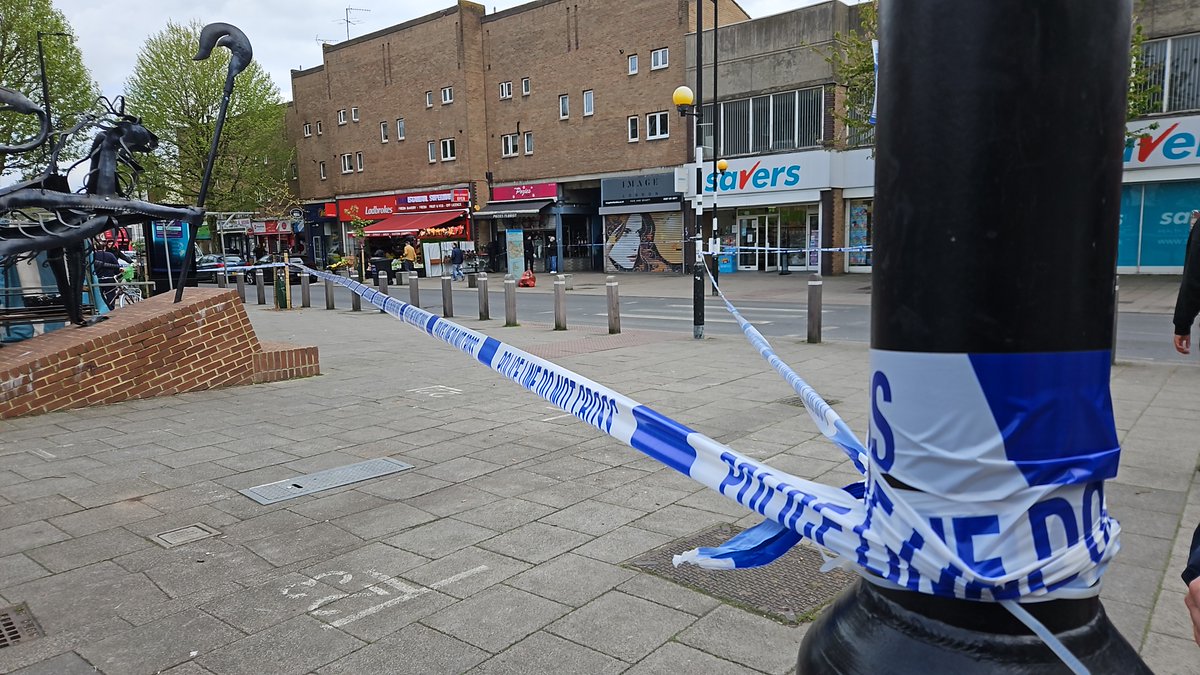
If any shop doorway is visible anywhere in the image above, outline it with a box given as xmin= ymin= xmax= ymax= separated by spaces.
xmin=737 ymin=214 xmax=779 ymax=271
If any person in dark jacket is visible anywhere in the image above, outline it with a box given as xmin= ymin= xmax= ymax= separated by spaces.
xmin=1183 ymin=527 xmax=1200 ymax=646
xmin=1173 ymin=210 xmax=1200 ymax=354
xmin=449 ymin=243 xmax=465 ymax=281
xmin=92 ymin=240 xmax=122 ymax=309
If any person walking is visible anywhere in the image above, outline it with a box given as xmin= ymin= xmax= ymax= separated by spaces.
xmin=402 ymin=238 xmax=417 ymax=273
xmin=449 ymin=243 xmax=465 ymax=281
xmin=1173 ymin=210 xmax=1200 ymax=355
xmin=92 ymin=239 xmax=122 ymax=309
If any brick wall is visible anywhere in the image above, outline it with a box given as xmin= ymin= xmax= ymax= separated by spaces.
xmin=0 ymin=289 xmax=319 ymax=420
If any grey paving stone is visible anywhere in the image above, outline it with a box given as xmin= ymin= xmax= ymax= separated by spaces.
xmin=594 ymin=482 xmax=691 ymax=513
xmin=89 ymin=443 xmax=175 ymax=465
xmin=538 ymin=499 xmax=645 ymax=536
xmin=284 ymin=451 xmax=376 ymax=475
xmin=144 ymin=540 xmax=275 ymax=598
xmin=406 ymin=484 xmax=503 ymax=516
xmin=356 ymin=473 xmax=452 ymax=501
xmin=48 ymin=500 xmax=163 ymax=536
xmin=508 ymin=553 xmax=636 ymax=607
xmin=77 ymin=608 xmax=241 ymax=675
xmin=286 ymin=490 xmax=390 ymax=521
xmin=453 ymin=497 xmax=556 ymax=532
xmin=214 ymin=448 xmax=299 ymax=472
xmin=116 ymin=581 xmax=243 ymax=627
xmin=573 ymin=526 xmax=674 ymax=565
xmin=469 ymin=442 xmax=551 ymax=467
xmin=1142 ymin=632 xmax=1200 ymax=675
xmin=212 ymin=464 xmax=302 ymax=491
xmin=60 ymin=477 xmax=165 ymax=509
xmin=0 ymin=520 xmax=71 ymax=557
xmin=403 ymin=546 xmax=530 ymax=599
xmin=385 ymin=518 xmax=499 ymax=559
xmin=523 ymin=455 xmax=610 ymax=481
xmin=418 ymin=457 xmax=505 ymax=484
xmin=466 ymin=467 xmax=560 ymax=497
xmin=632 ymin=504 xmax=732 ymax=537
xmin=203 ymin=572 xmax=342 ymax=633
xmin=9 ymin=651 xmax=99 ymax=675
xmin=677 ymin=604 xmax=805 ymax=674
xmin=624 ymin=641 xmax=761 ymax=675
xmin=332 ymin=502 xmax=437 ymax=539
xmin=12 ymin=456 xmax=106 ymax=481
xmin=546 ymin=591 xmax=696 ymax=663
xmin=1113 ymin=531 xmax=1174 ymax=571
xmin=0 ymin=553 xmax=49 ymax=589
xmin=423 ymin=585 xmax=571 ymax=653
xmin=317 ymin=622 xmax=488 ymax=675
xmin=76 ymin=458 xmax=173 ymax=485
xmin=314 ymin=582 xmax=456 ymax=642
xmin=300 ymin=542 xmax=429 ymax=581
xmin=520 ymin=482 xmax=604 ymax=509
xmin=27 ymin=526 xmax=152 ymax=573
xmin=617 ymin=573 xmax=724 ymax=616
xmin=1105 ymin=481 xmax=1187 ymax=515
xmin=158 ymin=446 xmax=237 ymax=469
xmin=245 ymin=522 xmax=365 ymax=566
xmin=472 ymin=630 xmax=626 ymax=675
xmin=0 ymin=616 xmax=131 ymax=674
xmin=121 ymin=504 xmax=241 ymax=537
xmin=478 ymin=522 xmax=593 ymax=564
xmin=198 ymin=615 xmax=364 ymax=675
xmin=7 ymin=563 xmax=170 ymax=634
xmin=220 ymin=510 xmax=316 ymax=542
xmin=161 ymin=663 xmax=218 ymax=675
xmin=1147 ymin=588 xmax=1193 ymax=644
xmin=0 ymin=475 xmax=95 ymax=503
xmin=146 ymin=463 xmax=238 ymax=490
xmin=0 ymin=469 xmax=22 ymax=487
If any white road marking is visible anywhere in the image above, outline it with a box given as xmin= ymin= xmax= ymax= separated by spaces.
xmin=30 ymin=449 xmax=56 ymax=459
xmin=668 ymin=304 xmax=807 ymax=314
xmin=407 ymin=385 xmax=463 ymax=398
xmin=594 ymin=313 xmax=768 ymax=325
xmin=325 ymin=565 xmax=490 ymax=628
xmin=540 ymin=412 xmax=574 ymax=422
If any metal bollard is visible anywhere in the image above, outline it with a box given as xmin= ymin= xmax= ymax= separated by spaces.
xmin=396 ymin=265 xmax=405 ymax=286
xmin=1112 ymin=274 xmax=1119 ymax=365
xmin=325 ymin=278 xmax=335 ymax=310
xmin=301 ymin=273 xmax=311 ymax=308
xmin=807 ymin=273 xmax=822 ymax=344
xmin=467 ymin=272 xmax=477 ymax=289
xmin=377 ymin=270 xmax=389 ymax=314
xmin=478 ymin=272 xmax=490 ymax=320
xmin=505 ymin=274 xmax=517 ymax=327
xmin=255 ymin=270 xmax=266 ymax=305
xmin=235 ymin=272 xmax=246 ymax=302
xmin=343 ymin=269 xmax=360 ymax=312
xmin=607 ymin=275 xmax=621 ymax=334
xmin=409 ymin=271 xmax=420 ymax=308
xmin=217 ymin=271 xmax=228 ymax=288
xmin=554 ymin=275 xmax=567 ymax=330
xmin=441 ymin=276 xmax=453 ymax=317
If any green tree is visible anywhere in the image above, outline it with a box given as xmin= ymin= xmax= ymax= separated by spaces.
xmin=123 ymin=20 xmax=292 ymax=213
xmin=0 ymin=0 xmax=99 ymax=178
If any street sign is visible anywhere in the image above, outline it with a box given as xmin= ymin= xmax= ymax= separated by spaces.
xmin=289 ymin=207 xmax=304 ymax=220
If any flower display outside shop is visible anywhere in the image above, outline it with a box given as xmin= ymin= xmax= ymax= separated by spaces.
xmin=417 ymin=223 xmax=467 ymax=242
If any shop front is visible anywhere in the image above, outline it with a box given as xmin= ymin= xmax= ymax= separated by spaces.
xmin=474 ymin=182 xmax=558 ymax=274
xmin=338 ymin=188 xmax=471 ymax=277
xmin=1118 ymin=114 xmax=1200 ymax=273
xmin=601 ymin=172 xmax=684 ymax=273
xmin=249 ymin=220 xmax=294 ymax=256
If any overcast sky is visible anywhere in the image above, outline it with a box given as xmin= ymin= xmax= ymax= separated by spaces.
xmin=53 ymin=0 xmax=835 ymax=102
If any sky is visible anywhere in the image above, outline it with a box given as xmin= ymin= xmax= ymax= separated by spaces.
xmin=53 ymin=0 xmax=835 ymax=102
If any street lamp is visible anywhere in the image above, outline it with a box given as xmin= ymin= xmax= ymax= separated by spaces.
xmin=673 ymin=84 xmax=707 ymax=339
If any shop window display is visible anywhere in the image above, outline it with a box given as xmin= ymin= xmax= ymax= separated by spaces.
xmin=848 ymin=200 xmax=873 ymax=268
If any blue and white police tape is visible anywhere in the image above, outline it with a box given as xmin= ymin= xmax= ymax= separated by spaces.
xmin=712 ymin=245 xmax=873 ymax=254
xmin=294 ymin=261 xmax=1119 ymax=607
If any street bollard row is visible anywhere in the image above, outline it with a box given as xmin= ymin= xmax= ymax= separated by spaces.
xmin=377 ymin=270 xmax=389 ymax=314
xmin=235 ymin=272 xmax=246 ymax=303
xmin=441 ymin=276 xmax=453 ymax=318
xmin=255 ymin=270 xmax=266 ymax=305
xmin=807 ymin=272 xmax=822 ymax=344
xmin=554 ymin=275 xmax=566 ymax=331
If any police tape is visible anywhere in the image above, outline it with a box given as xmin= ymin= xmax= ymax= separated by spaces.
xmin=709 ymin=245 xmax=873 ymax=254
xmin=293 ymin=262 xmax=1119 ymax=609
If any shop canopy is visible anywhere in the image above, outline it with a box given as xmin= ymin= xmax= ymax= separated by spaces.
xmin=361 ymin=211 xmax=463 ymax=237
xmin=472 ymin=199 xmax=554 ymax=219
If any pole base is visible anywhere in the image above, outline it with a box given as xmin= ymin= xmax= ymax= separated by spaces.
xmin=798 ymin=580 xmax=1149 ymax=674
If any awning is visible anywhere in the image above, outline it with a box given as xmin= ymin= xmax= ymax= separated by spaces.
xmin=598 ymin=202 xmax=682 ymax=216
xmin=472 ymin=199 xmax=554 ymax=219
xmin=362 ymin=211 xmax=463 ymax=237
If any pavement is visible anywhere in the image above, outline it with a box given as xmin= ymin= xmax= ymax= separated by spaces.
xmin=0 ymin=271 xmax=1197 ymax=674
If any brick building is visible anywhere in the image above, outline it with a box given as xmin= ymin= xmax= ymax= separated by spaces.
xmin=285 ymin=0 xmax=748 ymax=275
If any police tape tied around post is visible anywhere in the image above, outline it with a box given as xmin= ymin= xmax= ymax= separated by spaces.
xmin=293 ymin=262 xmax=1120 ymax=608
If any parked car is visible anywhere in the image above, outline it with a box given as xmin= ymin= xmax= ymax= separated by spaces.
xmin=196 ymin=254 xmax=245 ymax=282
xmin=254 ymin=254 xmax=314 ymax=284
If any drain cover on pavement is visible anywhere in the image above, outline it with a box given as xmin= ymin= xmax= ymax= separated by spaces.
xmin=627 ymin=523 xmax=854 ymax=624
xmin=0 ymin=604 xmax=44 ymax=649
xmin=152 ymin=523 xmax=221 ymax=548
xmin=239 ymin=458 xmax=414 ymax=505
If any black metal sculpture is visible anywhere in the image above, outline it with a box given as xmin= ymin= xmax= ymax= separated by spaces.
xmin=0 ymin=23 xmax=252 ymax=325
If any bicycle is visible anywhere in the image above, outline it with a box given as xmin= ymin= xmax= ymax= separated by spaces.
xmin=111 ymin=266 xmax=142 ymax=308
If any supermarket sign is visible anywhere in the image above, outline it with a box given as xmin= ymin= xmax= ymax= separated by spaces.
xmin=1125 ymin=115 xmax=1200 ymax=169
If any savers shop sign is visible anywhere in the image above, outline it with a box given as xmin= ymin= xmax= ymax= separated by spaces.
xmin=1125 ymin=115 xmax=1200 ymax=169
xmin=701 ymin=151 xmax=830 ymax=195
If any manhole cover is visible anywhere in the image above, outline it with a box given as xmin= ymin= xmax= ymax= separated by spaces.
xmin=0 ymin=603 xmax=44 ymax=649
xmin=627 ymin=524 xmax=854 ymax=624
xmin=152 ymin=523 xmax=221 ymax=548
xmin=240 ymin=457 xmax=413 ymax=505
xmin=776 ymin=395 xmax=840 ymax=408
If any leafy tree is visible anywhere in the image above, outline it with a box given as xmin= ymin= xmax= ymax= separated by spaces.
xmin=123 ymin=20 xmax=292 ymax=214
xmin=0 ymin=0 xmax=99 ymax=178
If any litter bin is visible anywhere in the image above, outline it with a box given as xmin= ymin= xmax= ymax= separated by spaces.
xmin=717 ymin=253 xmax=736 ymax=274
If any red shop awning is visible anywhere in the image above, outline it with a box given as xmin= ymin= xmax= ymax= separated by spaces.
xmin=361 ymin=211 xmax=463 ymax=237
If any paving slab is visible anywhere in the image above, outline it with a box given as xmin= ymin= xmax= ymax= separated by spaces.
xmin=26 ymin=527 xmax=152 ymax=573
xmin=507 ymin=553 xmax=636 ymax=607
xmin=545 ymin=591 xmax=696 ymax=663
xmin=471 ymin=630 xmax=626 ymax=675
xmin=385 ymin=518 xmax=499 ymax=559
xmin=677 ymin=604 xmax=808 ymax=675
xmin=9 ymin=651 xmax=99 ymax=675
xmin=421 ymin=584 xmax=571 ymax=653
xmin=477 ymin=522 xmax=593 ymax=564
xmin=317 ymin=623 xmax=488 ymax=675
xmin=76 ymin=608 xmax=242 ymax=675
xmin=197 ymin=615 xmax=363 ymax=675
xmin=624 ymin=641 xmax=763 ymax=675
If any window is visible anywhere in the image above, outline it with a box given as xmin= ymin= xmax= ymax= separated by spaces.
xmin=500 ymin=81 xmax=512 ymax=100
xmin=628 ymin=54 xmax=638 ymax=74
xmin=316 ymin=121 xmax=323 ymax=135
xmin=427 ymin=141 xmax=437 ymax=163
xmin=501 ymin=133 xmax=519 ymax=157
xmin=441 ymin=86 xmax=453 ymax=104
xmin=651 ymin=48 xmax=668 ymax=70
xmin=319 ymin=161 xmax=326 ymax=180
xmin=646 ymin=111 xmax=668 ymax=140
xmin=583 ymin=89 xmax=594 ymax=116
xmin=627 ymin=115 xmax=639 ymax=142
xmin=522 ymin=77 xmax=531 ymax=96
xmin=440 ymin=138 xmax=456 ymax=161
xmin=396 ymin=118 xmax=405 ymax=140
xmin=351 ymin=106 xmax=359 ymax=122
xmin=290 ymin=163 xmax=297 ymax=179
xmin=425 ymin=91 xmax=433 ymax=108
xmin=340 ymin=153 xmax=353 ymax=174
xmin=1139 ymin=33 xmax=1200 ymax=113
xmin=380 ymin=121 xmax=389 ymax=143
xmin=524 ymin=131 xmax=533 ymax=155
xmin=302 ymin=122 xmax=312 ymax=138
xmin=559 ymin=94 xmax=569 ymax=119
xmin=356 ymin=151 xmax=364 ymax=172
xmin=717 ymin=86 xmax=824 ymax=156
xmin=337 ymin=109 xmax=347 ymax=125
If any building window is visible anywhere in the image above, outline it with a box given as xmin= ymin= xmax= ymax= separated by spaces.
xmin=524 ymin=131 xmax=534 ymax=155
xmin=651 ymin=48 xmax=668 ymax=70
xmin=290 ymin=163 xmax=297 ymax=179
xmin=628 ymin=54 xmax=638 ymax=75
xmin=1139 ymin=33 xmax=1200 ymax=113
xmin=380 ymin=121 xmax=389 ymax=143
xmin=427 ymin=141 xmax=437 ymax=163
xmin=316 ymin=121 xmax=323 ymax=135
xmin=583 ymin=89 xmax=594 ymax=116
xmin=559 ymin=94 xmax=569 ymax=119
xmin=441 ymin=86 xmax=454 ymax=104
xmin=847 ymin=200 xmax=873 ymax=268
xmin=717 ymin=86 xmax=824 ymax=156
xmin=425 ymin=91 xmax=433 ymax=108
xmin=646 ymin=111 xmax=668 ymax=140
xmin=319 ymin=161 xmax=326 ymax=180
xmin=500 ymin=81 xmax=512 ymax=100
xmin=440 ymin=138 xmax=456 ymax=161
xmin=340 ymin=153 xmax=353 ymax=174
xmin=522 ymin=77 xmax=531 ymax=96
xmin=351 ymin=106 xmax=360 ymax=122
xmin=501 ymin=133 xmax=519 ymax=157
xmin=627 ymin=115 xmax=639 ymax=142
xmin=302 ymin=122 xmax=312 ymax=137
xmin=338 ymin=109 xmax=347 ymax=125
xmin=356 ymin=151 xmax=364 ymax=172
xmin=396 ymin=118 xmax=405 ymax=140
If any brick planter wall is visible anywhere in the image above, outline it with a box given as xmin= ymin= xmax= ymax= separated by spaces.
xmin=0 ymin=289 xmax=319 ymax=419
